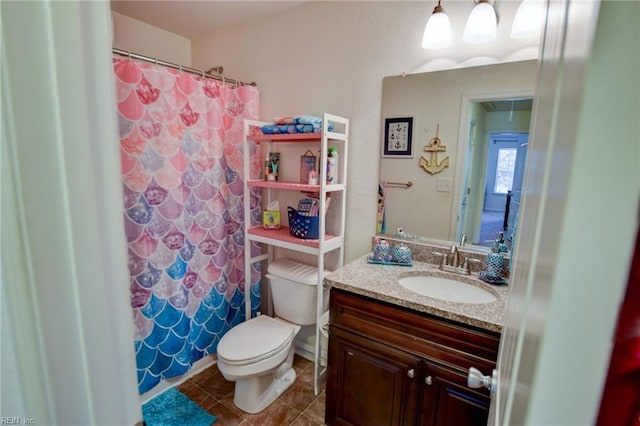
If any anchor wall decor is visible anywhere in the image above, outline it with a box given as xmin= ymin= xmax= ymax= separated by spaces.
xmin=420 ymin=124 xmax=449 ymax=175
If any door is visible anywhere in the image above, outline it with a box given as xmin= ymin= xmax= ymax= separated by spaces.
xmin=506 ymin=137 xmax=528 ymax=241
xmin=457 ymin=119 xmax=476 ymax=240
xmin=488 ymin=0 xmax=605 ymax=425
xmin=325 ymin=328 xmax=420 ymax=425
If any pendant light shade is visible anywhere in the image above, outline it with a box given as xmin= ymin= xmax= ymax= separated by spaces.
xmin=422 ymin=1 xmax=452 ymax=50
xmin=463 ymin=0 xmax=497 ymax=44
xmin=511 ymin=0 xmax=544 ymax=39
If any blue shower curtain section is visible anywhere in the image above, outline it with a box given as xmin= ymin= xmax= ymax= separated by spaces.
xmin=134 ymin=267 xmax=261 ymax=393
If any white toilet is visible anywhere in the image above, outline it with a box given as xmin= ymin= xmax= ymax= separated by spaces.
xmin=216 ymin=258 xmax=325 ymax=414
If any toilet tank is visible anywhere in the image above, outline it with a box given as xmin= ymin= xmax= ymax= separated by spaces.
xmin=266 ymin=258 xmax=329 ymax=326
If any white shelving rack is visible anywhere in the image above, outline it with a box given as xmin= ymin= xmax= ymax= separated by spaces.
xmin=242 ymin=113 xmax=349 ymax=395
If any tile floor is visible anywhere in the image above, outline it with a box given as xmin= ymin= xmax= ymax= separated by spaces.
xmin=178 ymin=355 xmax=326 ymax=426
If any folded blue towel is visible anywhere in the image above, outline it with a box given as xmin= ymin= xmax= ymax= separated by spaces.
xmin=273 ymin=114 xmax=324 ymax=126
xmin=260 ymin=124 xmax=320 ymax=134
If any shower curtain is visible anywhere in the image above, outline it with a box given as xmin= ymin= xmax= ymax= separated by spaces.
xmin=113 ymin=57 xmax=261 ymax=394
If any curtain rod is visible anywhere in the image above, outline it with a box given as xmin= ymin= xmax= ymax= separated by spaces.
xmin=112 ymin=48 xmax=257 ymax=87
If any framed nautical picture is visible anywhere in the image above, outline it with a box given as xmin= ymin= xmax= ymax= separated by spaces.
xmin=382 ymin=117 xmax=414 ymax=158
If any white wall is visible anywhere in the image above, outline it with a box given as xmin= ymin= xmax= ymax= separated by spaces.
xmin=190 ymin=1 xmax=540 ymax=262
xmin=112 ymin=11 xmax=191 ymax=65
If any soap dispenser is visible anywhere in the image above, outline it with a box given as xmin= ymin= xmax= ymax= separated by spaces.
xmin=392 ymin=243 xmax=412 ymax=264
xmin=485 ymin=234 xmax=506 ymax=278
xmin=496 ymin=231 xmax=509 ymax=254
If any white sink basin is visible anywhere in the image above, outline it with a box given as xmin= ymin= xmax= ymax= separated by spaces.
xmin=398 ymin=275 xmax=496 ymax=304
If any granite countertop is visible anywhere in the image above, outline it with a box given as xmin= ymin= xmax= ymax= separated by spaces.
xmin=324 ymin=255 xmax=508 ymax=333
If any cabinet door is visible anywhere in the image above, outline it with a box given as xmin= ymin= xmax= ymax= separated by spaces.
xmin=326 ymin=328 xmax=421 ymax=426
xmin=418 ymin=362 xmax=490 ymax=426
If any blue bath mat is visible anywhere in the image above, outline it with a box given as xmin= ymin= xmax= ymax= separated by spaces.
xmin=142 ymin=388 xmax=216 ymax=426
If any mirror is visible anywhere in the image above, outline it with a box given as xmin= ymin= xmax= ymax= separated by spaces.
xmin=378 ymin=60 xmax=537 ymax=251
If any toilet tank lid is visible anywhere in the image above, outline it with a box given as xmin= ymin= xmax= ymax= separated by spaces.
xmin=267 ymin=258 xmax=326 ymax=286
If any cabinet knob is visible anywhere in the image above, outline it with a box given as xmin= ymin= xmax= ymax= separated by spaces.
xmin=425 ymin=376 xmax=432 ymax=385
xmin=467 ymin=367 xmax=497 ymax=395
xmin=347 ymin=350 xmax=354 ymax=356
xmin=407 ymin=369 xmax=415 ymax=379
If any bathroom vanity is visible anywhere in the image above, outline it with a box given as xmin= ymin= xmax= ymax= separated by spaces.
xmin=323 ymin=255 xmax=507 ymax=426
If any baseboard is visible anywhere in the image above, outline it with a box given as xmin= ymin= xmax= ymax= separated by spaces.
xmin=294 ymin=338 xmax=327 ymax=366
xmin=138 ymin=355 xmax=216 ymax=405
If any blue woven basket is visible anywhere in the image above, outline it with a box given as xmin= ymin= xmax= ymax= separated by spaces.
xmin=288 ymin=207 xmax=319 ymax=239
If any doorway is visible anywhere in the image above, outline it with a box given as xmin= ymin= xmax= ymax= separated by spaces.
xmin=478 ymin=133 xmax=528 ymax=247
xmin=457 ymin=97 xmax=533 ymax=247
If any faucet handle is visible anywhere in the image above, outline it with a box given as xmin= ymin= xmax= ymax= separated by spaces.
xmin=432 ymin=252 xmax=447 ymax=267
xmin=465 ymin=258 xmax=482 ymax=272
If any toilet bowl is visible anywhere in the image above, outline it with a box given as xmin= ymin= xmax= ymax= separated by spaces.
xmin=216 ymin=258 xmax=324 ymax=414
xmin=217 ymin=315 xmax=301 ymax=413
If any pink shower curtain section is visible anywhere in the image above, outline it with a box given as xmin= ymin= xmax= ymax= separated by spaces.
xmin=113 ymin=57 xmax=261 ymax=394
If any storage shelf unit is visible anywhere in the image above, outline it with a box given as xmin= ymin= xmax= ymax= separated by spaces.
xmin=242 ymin=113 xmax=349 ymax=395
xmin=246 ymin=227 xmax=343 ymax=254
xmin=247 ymin=180 xmax=345 ymax=193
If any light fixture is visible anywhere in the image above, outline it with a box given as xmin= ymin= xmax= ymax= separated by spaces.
xmin=422 ymin=0 xmax=452 ymax=50
xmin=463 ymin=0 xmax=497 ymax=44
xmin=511 ymin=0 xmax=545 ymax=39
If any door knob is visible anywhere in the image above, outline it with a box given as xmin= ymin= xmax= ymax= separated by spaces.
xmin=467 ymin=367 xmax=497 ymax=394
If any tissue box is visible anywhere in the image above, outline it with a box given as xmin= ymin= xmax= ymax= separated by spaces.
xmin=263 ymin=211 xmax=281 ymax=229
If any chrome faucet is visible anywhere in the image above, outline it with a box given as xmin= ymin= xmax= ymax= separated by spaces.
xmin=460 ymin=233 xmax=467 ymax=247
xmin=449 ymin=244 xmax=461 ymax=268
xmin=432 ymin=239 xmax=479 ymax=275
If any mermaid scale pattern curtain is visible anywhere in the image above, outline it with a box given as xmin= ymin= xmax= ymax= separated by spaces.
xmin=113 ymin=57 xmax=261 ymax=394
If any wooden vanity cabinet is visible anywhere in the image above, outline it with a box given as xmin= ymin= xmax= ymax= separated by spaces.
xmin=325 ymin=289 xmax=500 ymax=426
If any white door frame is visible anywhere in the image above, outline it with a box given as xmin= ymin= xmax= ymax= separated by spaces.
xmin=2 ymin=1 xmax=141 ymax=423
xmin=452 ymin=90 xmax=534 ymax=243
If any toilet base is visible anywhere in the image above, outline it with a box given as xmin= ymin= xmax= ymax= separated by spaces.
xmin=232 ymin=347 xmax=297 ymax=414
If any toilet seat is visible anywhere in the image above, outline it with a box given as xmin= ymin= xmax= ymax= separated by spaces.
xmin=217 ymin=316 xmax=296 ymax=366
